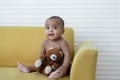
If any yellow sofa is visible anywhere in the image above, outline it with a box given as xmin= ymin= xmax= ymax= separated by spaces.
xmin=0 ymin=27 xmax=97 ymax=80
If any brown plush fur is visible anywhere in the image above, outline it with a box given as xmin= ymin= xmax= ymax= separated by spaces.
xmin=33 ymin=48 xmax=63 ymax=76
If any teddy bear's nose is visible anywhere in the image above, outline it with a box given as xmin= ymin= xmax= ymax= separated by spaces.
xmin=50 ymin=54 xmax=57 ymax=61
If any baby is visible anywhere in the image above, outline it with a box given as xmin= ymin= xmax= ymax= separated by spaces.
xmin=17 ymin=16 xmax=71 ymax=80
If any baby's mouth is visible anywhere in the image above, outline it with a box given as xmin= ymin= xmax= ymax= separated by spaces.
xmin=49 ymin=33 xmax=54 ymax=37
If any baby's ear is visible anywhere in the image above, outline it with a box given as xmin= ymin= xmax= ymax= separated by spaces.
xmin=62 ymin=29 xmax=65 ymax=34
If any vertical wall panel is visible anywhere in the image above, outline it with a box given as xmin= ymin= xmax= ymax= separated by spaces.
xmin=0 ymin=0 xmax=120 ymax=80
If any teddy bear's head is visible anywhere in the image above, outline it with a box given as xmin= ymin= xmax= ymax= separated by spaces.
xmin=46 ymin=47 xmax=63 ymax=63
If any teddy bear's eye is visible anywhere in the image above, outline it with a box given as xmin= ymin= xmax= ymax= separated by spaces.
xmin=50 ymin=54 xmax=57 ymax=61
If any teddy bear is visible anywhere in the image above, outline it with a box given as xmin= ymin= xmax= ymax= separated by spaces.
xmin=33 ymin=47 xmax=63 ymax=76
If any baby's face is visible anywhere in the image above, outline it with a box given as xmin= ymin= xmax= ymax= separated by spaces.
xmin=45 ymin=19 xmax=64 ymax=41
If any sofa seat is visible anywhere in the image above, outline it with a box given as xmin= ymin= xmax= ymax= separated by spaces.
xmin=0 ymin=67 xmax=69 ymax=80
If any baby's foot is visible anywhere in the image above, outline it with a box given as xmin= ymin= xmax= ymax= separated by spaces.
xmin=48 ymin=69 xmax=62 ymax=79
xmin=17 ymin=62 xmax=29 ymax=73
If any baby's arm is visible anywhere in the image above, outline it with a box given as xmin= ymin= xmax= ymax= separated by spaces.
xmin=49 ymin=39 xmax=71 ymax=79
xmin=34 ymin=40 xmax=46 ymax=68
xmin=60 ymin=39 xmax=71 ymax=75
xmin=39 ymin=40 xmax=46 ymax=58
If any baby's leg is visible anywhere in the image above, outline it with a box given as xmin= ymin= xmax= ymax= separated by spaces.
xmin=17 ymin=62 xmax=36 ymax=73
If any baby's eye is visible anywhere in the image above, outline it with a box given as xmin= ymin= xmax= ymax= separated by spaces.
xmin=54 ymin=26 xmax=57 ymax=29
xmin=46 ymin=26 xmax=49 ymax=30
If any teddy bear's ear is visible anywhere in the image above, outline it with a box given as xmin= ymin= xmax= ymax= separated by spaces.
xmin=59 ymin=51 xmax=63 ymax=57
xmin=48 ymin=47 xmax=54 ymax=51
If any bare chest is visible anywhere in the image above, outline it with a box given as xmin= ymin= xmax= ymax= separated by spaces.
xmin=45 ymin=41 xmax=61 ymax=50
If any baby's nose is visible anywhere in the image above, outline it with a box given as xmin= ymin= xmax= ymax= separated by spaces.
xmin=49 ymin=27 xmax=53 ymax=31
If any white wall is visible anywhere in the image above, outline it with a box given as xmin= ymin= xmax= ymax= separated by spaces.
xmin=0 ymin=0 xmax=120 ymax=80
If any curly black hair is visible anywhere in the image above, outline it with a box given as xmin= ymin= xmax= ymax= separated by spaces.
xmin=47 ymin=16 xmax=64 ymax=28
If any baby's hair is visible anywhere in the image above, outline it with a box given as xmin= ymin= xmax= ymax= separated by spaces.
xmin=47 ymin=16 xmax=64 ymax=28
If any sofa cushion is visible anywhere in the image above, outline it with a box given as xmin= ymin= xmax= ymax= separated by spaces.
xmin=0 ymin=67 xmax=69 ymax=80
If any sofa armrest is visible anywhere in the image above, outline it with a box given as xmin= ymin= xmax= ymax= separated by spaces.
xmin=70 ymin=41 xmax=98 ymax=80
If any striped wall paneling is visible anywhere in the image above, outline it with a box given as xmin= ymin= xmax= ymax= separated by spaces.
xmin=0 ymin=0 xmax=120 ymax=80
